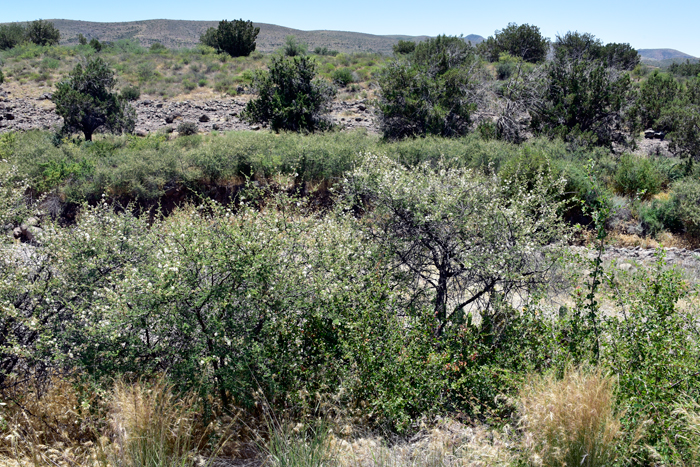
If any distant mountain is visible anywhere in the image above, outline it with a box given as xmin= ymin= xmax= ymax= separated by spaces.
xmin=465 ymin=34 xmax=485 ymax=45
xmin=0 ymin=19 xmax=449 ymax=54
xmin=638 ymin=48 xmax=696 ymax=61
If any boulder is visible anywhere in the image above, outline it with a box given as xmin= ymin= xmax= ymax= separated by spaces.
xmin=199 ymin=114 xmax=210 ymax=122
xmin=165 ymin=112 xmax=182 ymax=124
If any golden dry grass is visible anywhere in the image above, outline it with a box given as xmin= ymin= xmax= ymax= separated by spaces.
xmin=0 ymin=374 xmax=98 ymax=466
xmin=329 ymin=420 xmax=514 ymax=467
xmin=518 ymin=368 xmax=622 ymax=467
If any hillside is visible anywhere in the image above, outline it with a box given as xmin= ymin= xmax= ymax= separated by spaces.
xmin=11 ymin=19 xmax=441 ymax=54
xmin=638 ymin=48 xmax=696 ymax=61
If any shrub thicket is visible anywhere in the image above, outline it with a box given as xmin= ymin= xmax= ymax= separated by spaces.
xmin=631 ymin=70 xmax=679 ymax=132
xmin=120 ymin=84 xmax=141 ymax=101
xmin=613 ymin=154 xmax=663 ymax=199
xmin=176 ymin=121 xmax=198 ymax=136
xmin=243 ymin=55 xmax=336 ymax=132
xmin=532 ymin=56 xmax=634 ymax=147
xmin=664 ymin=77 xmax=700 ymax=161
xmin=378 ymin=35 xmax=478 ymax=139
xmin=24 ymin=20 xmax=60 ymax=47
xmin=0 ymin=24 xmax=26 ymax=50
xmin=481 ymin=23 xmax=549 ymax=63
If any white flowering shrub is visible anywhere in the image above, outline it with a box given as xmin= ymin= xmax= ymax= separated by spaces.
xmin=347 ymin=153 xmax=568 ymax=338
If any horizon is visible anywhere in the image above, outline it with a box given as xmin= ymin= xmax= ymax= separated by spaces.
xmin=2 ymin=0 xmax=700 ymax=57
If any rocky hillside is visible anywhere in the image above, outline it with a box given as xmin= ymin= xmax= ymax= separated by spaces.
xmin=3 ymin=19 xmax=436 ymax=54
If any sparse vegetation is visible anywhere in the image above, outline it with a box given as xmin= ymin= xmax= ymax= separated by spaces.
xmin=5 ymin=18 xmax=700 ymax=467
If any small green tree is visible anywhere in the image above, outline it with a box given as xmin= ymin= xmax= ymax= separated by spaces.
xmin=200 ymin=19 xmax=259 ymax=58
xmin=348 ymin=153 xmax=567 ymax=337
xmin=601 ymin=42 xmax=640 ymax=71
xmin=631 ymin=70 xmax=680 ymax=132
xmin=242 ymin=55 xmax=335 ymax=132
xmin=662 ymin=77 xmax=700 ymax=161
xmin=283 ymin=35 xmax=307 ymax=57
xmin=52 ymin=57 xmax=136 ymax=141
xmin=392 ymin=39 xmax=416 ymax=55
xmin=0 ymin=24 xmax=26 ymax=50
xmin=553 ymin=31 xmax=603 ymax=61
xmin=378 ymin=35 xmax=478 ymax=139
xmin=89 ymin=38 xmax=102 ymax=52
xmin=552 ymin=31 xmax=639 ymax=71
xmin=481 ymin=23 xmax=549 ymax=63
xmin=532 ymin=56 xmax=634 ymax=146
xmin=25 ymin=20 xmax=60 ymax=46
xmin=77 ymin=33 xmax=87 ymax=45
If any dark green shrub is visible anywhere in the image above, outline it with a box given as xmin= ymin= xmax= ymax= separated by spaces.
xmin=532 ymin=56 xmax=634 ymax=147
xmin=52 ymin=57 xmax=136 ymax=141
xmin=149 ymin=42 xmax=167 ymax=53
xmin=673 ymin=179 xmax=700 ymax=237
xmin=77 ymin=33 xmax=87 ymax=45
xmin=553 ymin=31 xmax=603 ymax=61
xmin=378 ymin=35 xmax=478 ymax=139
xmin=392 ymin=40 xmax=416 ymax=55
xmin=499 ymin=148 xmax=562 ymax=197
xmin=25 ymin=20 xmax=60 ymax=46
xmin=600 ymin=42 xmax=640 ymax=71
xmin=0 ymin=24 xmax=26 ymax=50
xmin=558 ymin=161 xmax=614 ymax=224
xmin=631 ymin=71 xmax=679 ymax=132
xmin=496 ymin=58 xmax=516 ymax=80
xmin=313 ymin=46 xmax=338 ymax=56
xmin=89 ymin=38 xmax=102 ymax=52
xmin=283 ymin=35 xmax=307 ymax=57
xmin=242 ymin=55 xmax=336 ymax=132
xmin=182 ymin=79 xmax=196 ymax=91
xmin=640 ymin=197 xmax=683 ymax=236
xmin=177 ymin=121 xmax=198 ymax=136
xmin=664 ymin=78 xmax=700 ymax=161
xmin=480 ymin=23 xmax=548 ymax=63
xmin=0 ymin=69 xmax=4 ymax=84
xmin=120 ymin=85 xmax=141 ymax=101
xmin=331 ymin=68 xmax=354 ymax=86
xmin=551 ymin=31 xmax=639 ymax=71
xmin=613 ymin=155 xmax=663 ymax=199
xmin=200 ymin=19 xmax=259 ymax=58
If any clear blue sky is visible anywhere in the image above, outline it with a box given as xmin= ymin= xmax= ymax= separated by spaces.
xmin=3 ymin=0 xmax=699 ymax=57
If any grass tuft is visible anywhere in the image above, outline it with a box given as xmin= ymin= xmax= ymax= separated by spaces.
xmin=518 ymin=367 xmax=622 ymax=467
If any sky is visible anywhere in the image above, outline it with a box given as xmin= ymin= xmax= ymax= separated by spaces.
xmin=2 ymin=0 xmax=699 ymax=57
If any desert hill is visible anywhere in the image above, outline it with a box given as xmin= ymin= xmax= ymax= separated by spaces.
xmin=14 ymin=19 xmax=443 ymax=54
xmin=2 ymin=19 xmax=485 ymax=54
xmin=638 ymin=48 xmax=696 ymax=61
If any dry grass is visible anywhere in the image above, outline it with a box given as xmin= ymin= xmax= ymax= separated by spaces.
xmin=0 ymin=375 xmax=243 ymax=467
xmin=0 ymin=374 xmax=98 ymax=466
xmin=104 ymin=377 xmax=233 ymax=467
xmin=329 ymin=420 xmax=515 ymax=467
xmin=671 ymin=397 xmax=700 ymax=466
xmin=518 ymin=368 xmax=622 ymax=467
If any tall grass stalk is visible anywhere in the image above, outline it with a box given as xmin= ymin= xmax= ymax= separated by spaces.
xmin=519 ymin=368 xmax=621 ymax=467
xmin=259 ymin=411 xmax=333 ymax=467
xmin=107 ymin=377 xmax=212 ymax=467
